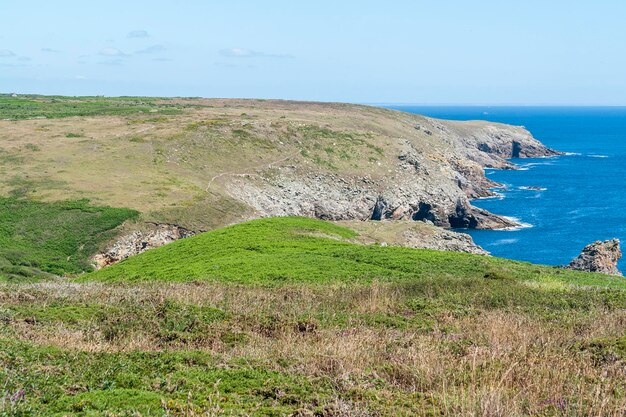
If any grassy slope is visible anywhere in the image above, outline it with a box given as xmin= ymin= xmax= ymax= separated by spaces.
xmin=85 ymin=216 xmax=624 ymax=289
xmin=0 ymin=95 xmax=444 ymax=231
xmin=0 ymin=198 xmax=138 ymax=280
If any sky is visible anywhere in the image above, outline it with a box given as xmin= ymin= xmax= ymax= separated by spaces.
xmin=1 ymin=1 xmax=626 ymax=104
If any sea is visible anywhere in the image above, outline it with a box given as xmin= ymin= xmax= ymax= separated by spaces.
xmin=385 ymin=106 xmax=626 ymax=270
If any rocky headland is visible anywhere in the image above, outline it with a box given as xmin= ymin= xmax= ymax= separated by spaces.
xmin=224 ymin=104 xmax=561 ymax=231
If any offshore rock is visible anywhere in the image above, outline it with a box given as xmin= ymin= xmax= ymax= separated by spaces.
xmin=567 ymin=239 xmax=622 ymax=276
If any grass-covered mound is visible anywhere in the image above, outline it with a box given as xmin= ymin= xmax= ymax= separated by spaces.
xmin=0 ymin=197 xmax=138 ymax=280
xmin=86 ymin=216 xmax=626 ymax=289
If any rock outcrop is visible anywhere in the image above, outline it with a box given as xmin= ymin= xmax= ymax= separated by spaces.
xmin=566 ymin=239 xmax=622 ymax=276
xmin=92 ymin=224 xmax=195 ymax=269
xmin=340 ymin=220 xmax=488 ymax=255
xmin=414 ymin=228 xmax=488 ymax=255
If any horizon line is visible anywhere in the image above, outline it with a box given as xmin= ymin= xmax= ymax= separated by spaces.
xmin=4 ymin=92 xmax=626 ymax=107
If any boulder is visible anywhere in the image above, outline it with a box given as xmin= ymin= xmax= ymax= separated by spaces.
xmin=567 ymin=239 xmax=622 ymax=276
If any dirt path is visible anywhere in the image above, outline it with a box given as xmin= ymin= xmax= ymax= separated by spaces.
xmin=205 ymin=152 xmax=299 ymax=192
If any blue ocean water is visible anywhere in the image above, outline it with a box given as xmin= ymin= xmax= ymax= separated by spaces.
xmin=386 ymin=106 xmax=626 ymax=269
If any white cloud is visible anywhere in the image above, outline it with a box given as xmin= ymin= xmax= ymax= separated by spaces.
xmin=0 ymin=49 xmax=16 ymax=57
xmin=135 ymin=44 xmax=166 ymax=54
xmin=219 ymin=48 xmax=294 ymax=59
xmin=17 ymin=56 xmax=31 ymax=62
xmin=98 ymin=58 xmax=125 ymax=66
xmin=214 ymin=62 xmax=256 ymax=69
xmin=41 ymin=47 xmax=61 ymax=53
xmin=127 ymin=30 xmax=150 ymax=39
xmin=98 ymin=47 xmax=129 ymax=57
xmin=220 ymin=48 xmax=255 ymax=58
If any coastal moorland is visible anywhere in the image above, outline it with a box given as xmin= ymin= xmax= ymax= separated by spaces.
xmin=1 ymin=95 xmax=625 ymax=416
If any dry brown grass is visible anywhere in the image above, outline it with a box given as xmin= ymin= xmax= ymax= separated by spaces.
xmin=2 ymin=281 xmax=626 ymax=415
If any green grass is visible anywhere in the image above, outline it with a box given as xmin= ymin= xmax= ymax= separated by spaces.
xmin=0 ymin=197 xmax=138 ymax=280
xmin=0 ymin=339 xmax=333 ymax=416
xmin=85 ymin=216 xmax=626 ymax=289
xmin=0 ymin=95 xmax=182 ymax=120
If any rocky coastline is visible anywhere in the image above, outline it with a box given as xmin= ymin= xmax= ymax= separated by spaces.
xmin=94 ymin=105 xmax=563 ymax=266
xmin=227 ymin=112 xmax=562 ymax=232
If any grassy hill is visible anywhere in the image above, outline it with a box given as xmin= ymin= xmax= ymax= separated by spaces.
xmin=86 ymin=216 xmax=624 ymax=288
xmin=2 ymin=217 xmax=626 ymax=415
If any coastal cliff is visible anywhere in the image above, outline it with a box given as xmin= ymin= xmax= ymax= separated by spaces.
xmin=223 ymin=103 xmax=560 ymax=230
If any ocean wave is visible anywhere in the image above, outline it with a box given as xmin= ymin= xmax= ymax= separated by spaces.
xmin=500 ymin=216 xmax=534 ymax=231
xmin=519 ymin=186 xmax=547 ymax=191
xmin=517 ymin=162 xmax=554 ymax=171
xmin=489 ymin=238 xmax=519 ymax=246
xmin=564 ymin=152 xmax=581 ymax=156
xmin=589 ymin=154 xmax=609 ymax=158
xmin=475 ymin=192 xmax=505 ymax=200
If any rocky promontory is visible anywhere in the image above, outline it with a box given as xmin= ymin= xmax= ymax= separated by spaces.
xmin=79 ymin=101 xmax=563 ymax=266
xmin=225 ymin=104 xmax=561 ymax=231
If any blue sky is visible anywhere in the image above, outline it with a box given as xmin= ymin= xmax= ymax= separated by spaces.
xmin=1 ymin=1 xmax=626 ymax=104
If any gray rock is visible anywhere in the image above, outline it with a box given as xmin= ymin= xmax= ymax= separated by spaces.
xmin=566 ymin=239 xmax=623 ymax=276
xmin=92 ymin=224 xmax=195 ymax=269
xmin=338 ymin=220 xmax=489 ymax=256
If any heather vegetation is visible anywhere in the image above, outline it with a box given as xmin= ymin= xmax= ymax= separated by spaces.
xmin=0 ymin=95 xmax=182 ymax=120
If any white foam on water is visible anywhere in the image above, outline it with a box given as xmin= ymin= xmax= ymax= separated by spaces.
xmin=500 ymin=216 xmax=534 ymax=231
xmin=517 ymin=161 xmax=554 ymax=169
xmin=519 ymin=186 xmax=547 ymax=191
xmin=589 ymin=154 xmax=609 ymax=158
xmin=490 ymin=238 xmax=519 ymax=246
